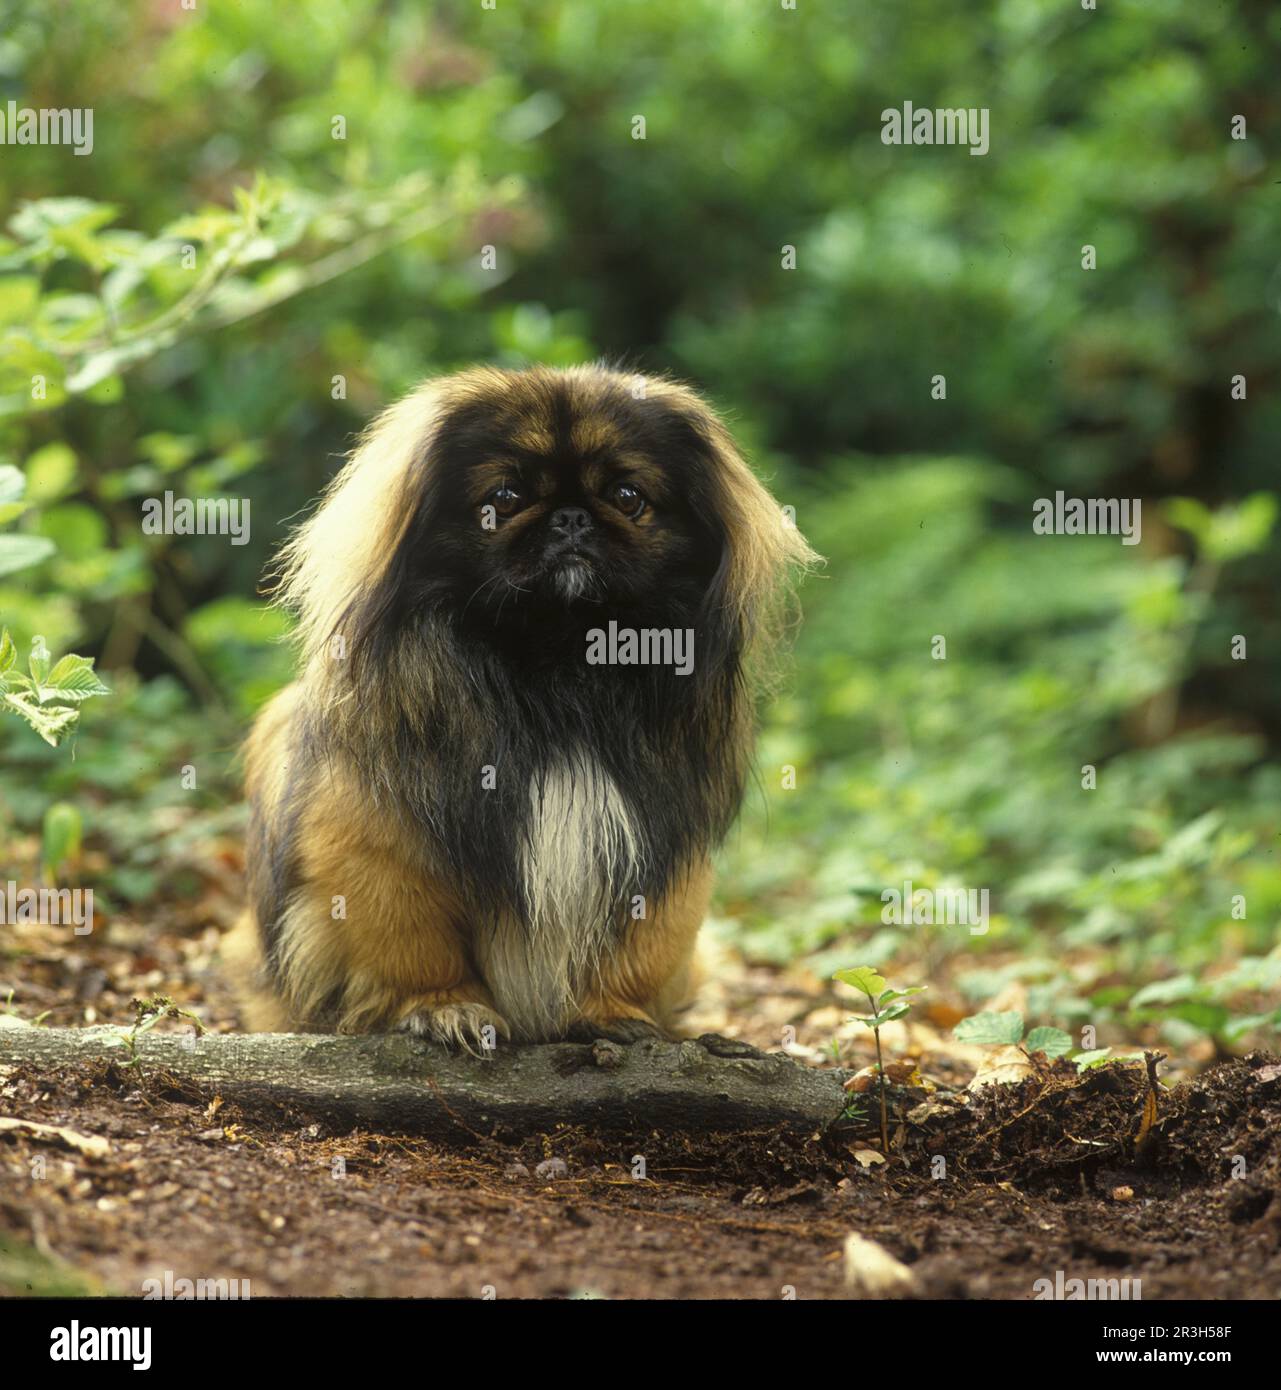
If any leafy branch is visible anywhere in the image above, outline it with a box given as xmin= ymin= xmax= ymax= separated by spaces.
xmin=0 ymin=166 xmax=522 ymax=416
xmin=0 ymin=628 xmax=109 ymax=746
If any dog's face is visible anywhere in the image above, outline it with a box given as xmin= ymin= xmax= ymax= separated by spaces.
xmin=279 ymin=365 xmax=815 ymax=686
xmin=412 ymin=369 xmax=723 ymax=627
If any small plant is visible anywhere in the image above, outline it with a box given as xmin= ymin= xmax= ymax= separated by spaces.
xmin=833 ymin=966 xmax=926 ymax=1155
xmin=0 ymin=629 xmax=109 ymax=746
xmin=952 ymin=1010 xmax=1072 ymax=1057
xmin=116 ymin=995 xmax=205 ymax=1067
xmin=950 ymin=1010 xmax=1140 ymax=1072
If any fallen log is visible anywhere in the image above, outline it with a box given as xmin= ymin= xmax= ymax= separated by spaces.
xmin=0 ymin=1023 xmax=853 ymax=1138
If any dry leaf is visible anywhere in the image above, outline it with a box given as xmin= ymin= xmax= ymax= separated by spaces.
xmin=0 ymin=1115 xmax=111 ymax=1158
xmin=842 ymin=1233 xmax=919 ymax=1297
xmin=968 ymin=1044 xmax=1034 ymax=1090
xmin=923 ymin=1001 xmax=966 ymax=1030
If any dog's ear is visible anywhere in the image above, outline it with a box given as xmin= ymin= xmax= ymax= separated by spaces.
xmin=268 ymin=380 xmax=445 ymax=669
xmin=647 ymin=380 xmax=821 ymax=681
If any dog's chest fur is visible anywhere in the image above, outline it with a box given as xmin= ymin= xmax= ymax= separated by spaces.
xmin=472 ymin=760 xmax=641 ymax=1040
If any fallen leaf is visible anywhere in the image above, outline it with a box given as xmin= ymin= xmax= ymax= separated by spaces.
xmin=0 ymin=1115 xmax=111 ymax=1158
xmin=843 ymin=1233 xmax=919 ymax=1297
xmin=968 ymin=1044 xmax=1034 ymax=1090
xmin=923 ymin=1001 xmax=966 ymax=1030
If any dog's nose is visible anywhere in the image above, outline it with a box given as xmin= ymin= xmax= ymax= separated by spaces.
xmin=548 ymin=506 xmax=591 ymax=534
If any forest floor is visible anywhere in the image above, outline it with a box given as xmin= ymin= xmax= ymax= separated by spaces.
xmin=1 ymin=891 xmax=1280 ymax=1300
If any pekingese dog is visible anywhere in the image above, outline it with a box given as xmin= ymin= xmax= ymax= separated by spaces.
xmin=225 ymin=364 xmax=816 ymax=1048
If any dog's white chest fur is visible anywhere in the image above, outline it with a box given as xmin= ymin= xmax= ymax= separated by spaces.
xmin=474 ymin=760 xmax=640 ymax=1040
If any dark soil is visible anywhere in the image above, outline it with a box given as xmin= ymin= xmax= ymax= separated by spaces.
xmin=2 ymin=1049 xmax=1279 ymax=1299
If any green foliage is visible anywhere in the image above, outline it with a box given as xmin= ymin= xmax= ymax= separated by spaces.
xmin=0 ymin=172 xmax=517 ymax=416
xmin=1128 ymin=958 xmax=1281 ymax=1045
xmin=0 ymin=462 xmax=53 ymax=573
xmin=952 ymin=1010 xmax=1074 ymax=1059
xmin=1164 ymin=494 xmax=1279 ymax=569
xmin=722 ymin=458 xmax=1281 ymax=1047
xmin=833 ymin=967 xmax=927 ymax=1029
xmin=0 ymin=629 xmax=108 ymax=745
xmin=953 ymin=1012 xmax=1029 ymax=1048
xmin=41 ymin=801 xmax=82 ymax=881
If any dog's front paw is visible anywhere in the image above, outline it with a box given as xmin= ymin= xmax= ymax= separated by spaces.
xmin=396 ymin=999 xmax=511 ymax=1056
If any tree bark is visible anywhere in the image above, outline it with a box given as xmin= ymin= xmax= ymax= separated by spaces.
xmin=0 ymin=1023 xmax=852 ymax=1139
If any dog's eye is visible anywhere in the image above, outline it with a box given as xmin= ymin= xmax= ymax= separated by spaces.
xmin=489 ymin=484 xmax=525 ymax=518
xmin=608 ymin=482 xmax=647 ymax=519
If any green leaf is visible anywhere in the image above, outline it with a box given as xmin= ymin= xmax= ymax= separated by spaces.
xmin=0 ymin=276 xmax=39 ymax=328
xmin=1024 ymin=1026 xmax=1073 ymax=1059
xmin=9 ymin=197 xmax=120 ymax=244
xmin=1 ymin=691 xmax=79 ymax=746
xmin=66 ymin=338 xmax=164 ymax=393
xmin=1073 ymin=1049 xmax=1114 ymax=1071
xmin=39 ymin=653 xmax=109 ymax=703
xmin=0 ymin=533 xmax=55 ymax=576
xmin=1163 ymin=496 xmax=1212 ymax=546
xmin=28 ymin=634 xmax=51 ymax=686
xmin=42 ymin=801 xmax=83 ymax=879
xmin=878 ymin=986 xmax=926 ymax=1006
xmin=23 ymin=442 xmax=78 ymax=504
xmin=953 ymin=1011 xmax=1025 ymax=1046
xmin=1130 ymin=976 xmax=1199 ymax=1008
xmin=1164 ymin=493 xmax=1278 ymax=566
xmin=0 ymin=463 xmax=24 ymax=505
xmin=832 ymin=966 xmax=887 ymax=998
xmin=0 ymin=628 xmax=15 ymax=675
xmin=1166 ymin=1002 xmax=1230 ymax=1036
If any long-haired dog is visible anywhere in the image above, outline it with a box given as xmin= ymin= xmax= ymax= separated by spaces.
xmin=225 ymin=364 xmax=816 ymax=1048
